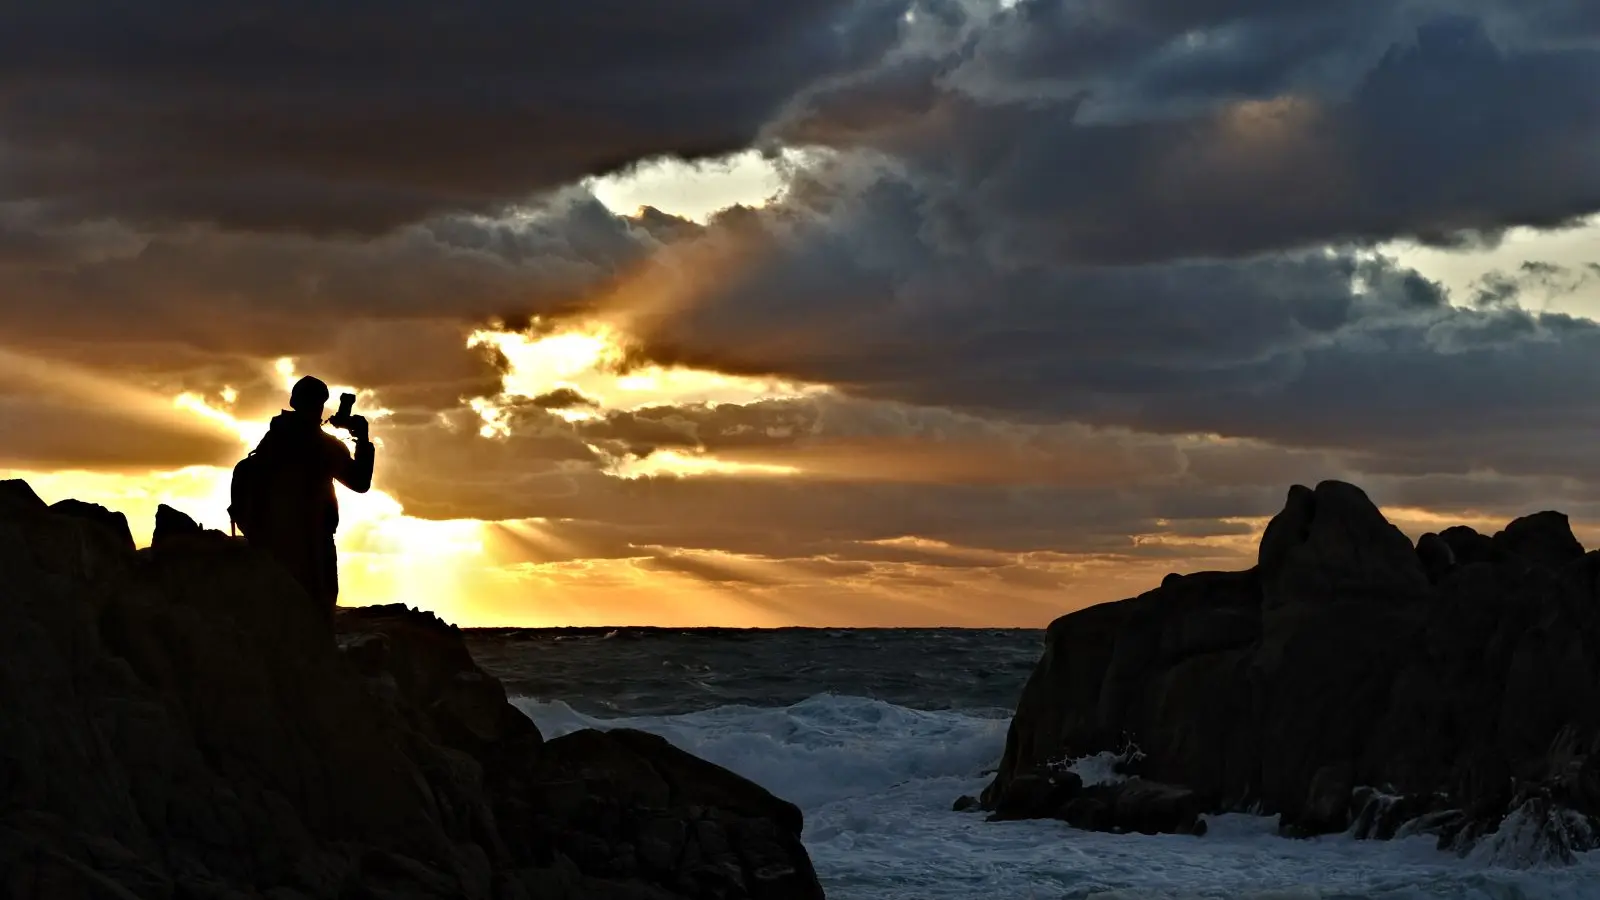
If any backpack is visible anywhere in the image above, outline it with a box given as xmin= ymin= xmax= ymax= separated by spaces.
xmin=228 ymin=436 xmax=279 ymax=539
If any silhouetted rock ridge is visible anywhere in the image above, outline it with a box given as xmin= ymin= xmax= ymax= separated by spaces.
xmin=981 ymin=480 xmax=1600 ymax=864
xmin=0 ymin=479 xmax=822 ymax=899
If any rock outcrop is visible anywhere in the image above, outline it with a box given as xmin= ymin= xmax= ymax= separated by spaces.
xmin=0 ymin=479 xmax=822 ymax=899
xmin=981 ymin=480 xmax=1600 ymax=863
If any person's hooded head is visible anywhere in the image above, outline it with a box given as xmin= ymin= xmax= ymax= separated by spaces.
xmin=289 ymin=376 xmax=330 ymax=420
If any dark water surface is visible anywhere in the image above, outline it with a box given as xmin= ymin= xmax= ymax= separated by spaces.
xmin=464 ymin=626 xmax=1045 ymax=716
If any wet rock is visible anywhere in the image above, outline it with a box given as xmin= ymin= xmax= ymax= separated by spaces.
xmin=979 ymin=479 xmax=1600 ymax=861
xmin=988 ymin=769 xmax=1083 ymax=821
xmin=1286 ymin=762 xmax=1355 ymax=837
xmin=1054 ymin=780 xmax=1207 ymax=836
xmin=1106 ymin=780 xmax=1209 ymax=836
xmin=1349 ymin=788 xmax=1446 ymax=841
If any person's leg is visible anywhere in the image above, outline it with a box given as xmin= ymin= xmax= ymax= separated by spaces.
xmin=323 ymin=533 xmax=340 ymax=626
xmin=256 ymin=532 xmax=317 ymax=601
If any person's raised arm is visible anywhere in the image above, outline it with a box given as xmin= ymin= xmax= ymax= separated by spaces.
xmin=330 ymin=417 xmax=375 ymax=494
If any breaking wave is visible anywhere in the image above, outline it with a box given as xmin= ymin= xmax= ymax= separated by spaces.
xmin=513 ymin=693 xmax=1600 ymax=900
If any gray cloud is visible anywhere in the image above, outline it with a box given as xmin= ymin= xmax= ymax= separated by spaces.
xmin=367 ymin=388 xmax=1600 ymax=577
xmin=0 ymin=1 xmax=908 ymax=233
xmin=775 ymin=5 xmax=1600 ymax=262
xmin=603 ymin=158 xmax=1600 ymax=489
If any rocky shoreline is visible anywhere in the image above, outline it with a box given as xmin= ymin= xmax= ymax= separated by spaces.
xmin=975 ymin=480 xmax=1600 ymax=864
xmin=0 ymin=479 xmax=822 ymax=899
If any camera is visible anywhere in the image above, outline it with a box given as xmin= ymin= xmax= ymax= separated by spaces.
xmin=327 ymin=392 xmax=358 ymax=431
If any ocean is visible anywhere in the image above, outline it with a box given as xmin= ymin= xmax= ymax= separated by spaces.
xmin=465 ymin=627 xmax=1600 ymax=900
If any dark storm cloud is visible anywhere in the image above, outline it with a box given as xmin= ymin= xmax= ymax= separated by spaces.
xmin=775 ymin=3 xmax=1600 ymax=262
xmin=0 ymin=0 xmax=908 ymax=233
xmin=608 ymin=158 xmax=1600 ymax=485
xmin=0 ymin=191 xmax=647 ymax=348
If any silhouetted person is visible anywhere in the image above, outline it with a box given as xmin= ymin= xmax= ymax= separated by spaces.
xmin=230 ymin=376 xmax=373 ymax=622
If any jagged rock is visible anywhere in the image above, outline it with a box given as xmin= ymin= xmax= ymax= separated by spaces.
xmin=1108 ymin=780 xmax=1209 ymax=836
xmin=1438 ymin=525 xmax=1499 ymax=566
xmin=1257 ymin=481 xmax=1430 ymax=608
xmin=1287 ymin=762 xmax=1355 ymax=836
xmin=335 ymin=604 xmax=541 ymax=760
xmin=1349 ymin=787 xmax=1446 ymax=840
xmin=0 ymin=478 xmax=47 ymax=518
xmin=1053 ymin=780 xmax=1208 ymax=836
xmin=980 ymin=479 xmax=1600 ymax=861
xmin=1454 ymin=748 xmax=1513 ymax=818
xmin=151 ymin=503 xmax=203 ymax=546
xmin=1453 ymin=790 xmax=1600 ymax=865
xmin=49 ymin=500 xmax=135 ymax=554
xmin=0 ymin=488 xmax=137 ymax=584
xmin=0 ymin=479 xmax=822 ymax=899
xmin=1415 ymin=532 xmax=1455 ymax=584
xmin=988 ymin=769 xmax=1083 ymax=821
xmin=515 ymin=729 xmax=821 ymax=899
xmin=1494 ymin=511 xmax=1586 ymax=572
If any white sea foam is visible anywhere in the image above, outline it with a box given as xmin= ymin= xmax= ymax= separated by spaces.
xmin=512 ymin=694 xmax=1600 ymax=900
xmin=1056 ymin=747 xmax=1141 ymax=787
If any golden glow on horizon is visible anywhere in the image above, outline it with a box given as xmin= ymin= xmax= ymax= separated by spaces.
xmin=3 ymin=334 xmax=839 ymax=626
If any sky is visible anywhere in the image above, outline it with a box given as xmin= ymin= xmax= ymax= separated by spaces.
xmin=2 ymin=0 xmax=1600 ymax=627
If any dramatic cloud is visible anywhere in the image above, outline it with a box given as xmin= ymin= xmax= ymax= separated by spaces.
xmin=774 ymin=3 xmax=1600 ymax=262
xmin=597 ymin=159 xmax=1600 ymax=487
xmin=0 ymin=347 xmax=240 ymax=471
xmin=0 ymin=190 xmax=667 ymax=426
xmin=5 ymin=0 xmax=1600 ymax=625
xmin=0 ymin=1 xmax=908 ymax=232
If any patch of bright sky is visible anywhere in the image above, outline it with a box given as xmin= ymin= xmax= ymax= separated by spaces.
xmin=468 ymin=325 xmax=824 ymax=478
xmin=469 ymin=326 xmax=828 ymax=414
xmin=608 ymin=449 xmax=800 ymax=479
xmin=584 ymin=149 xmax=799 ymax=224
xmin=1380 ymin=215 xmax=1600 ymax=319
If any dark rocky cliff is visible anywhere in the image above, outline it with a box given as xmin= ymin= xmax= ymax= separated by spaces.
xmin=981 ymin=480 xmax=1600 ymax=863
xmin=0 ymin=479 xmax=823 ymax=899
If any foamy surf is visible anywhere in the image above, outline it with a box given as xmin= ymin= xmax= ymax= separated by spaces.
xmin=512 ymin=694 xmax=1600 ymax=900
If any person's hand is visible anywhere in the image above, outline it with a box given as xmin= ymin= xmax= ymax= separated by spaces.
xmin=349 ymin=414 xmax=370 ymax=442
